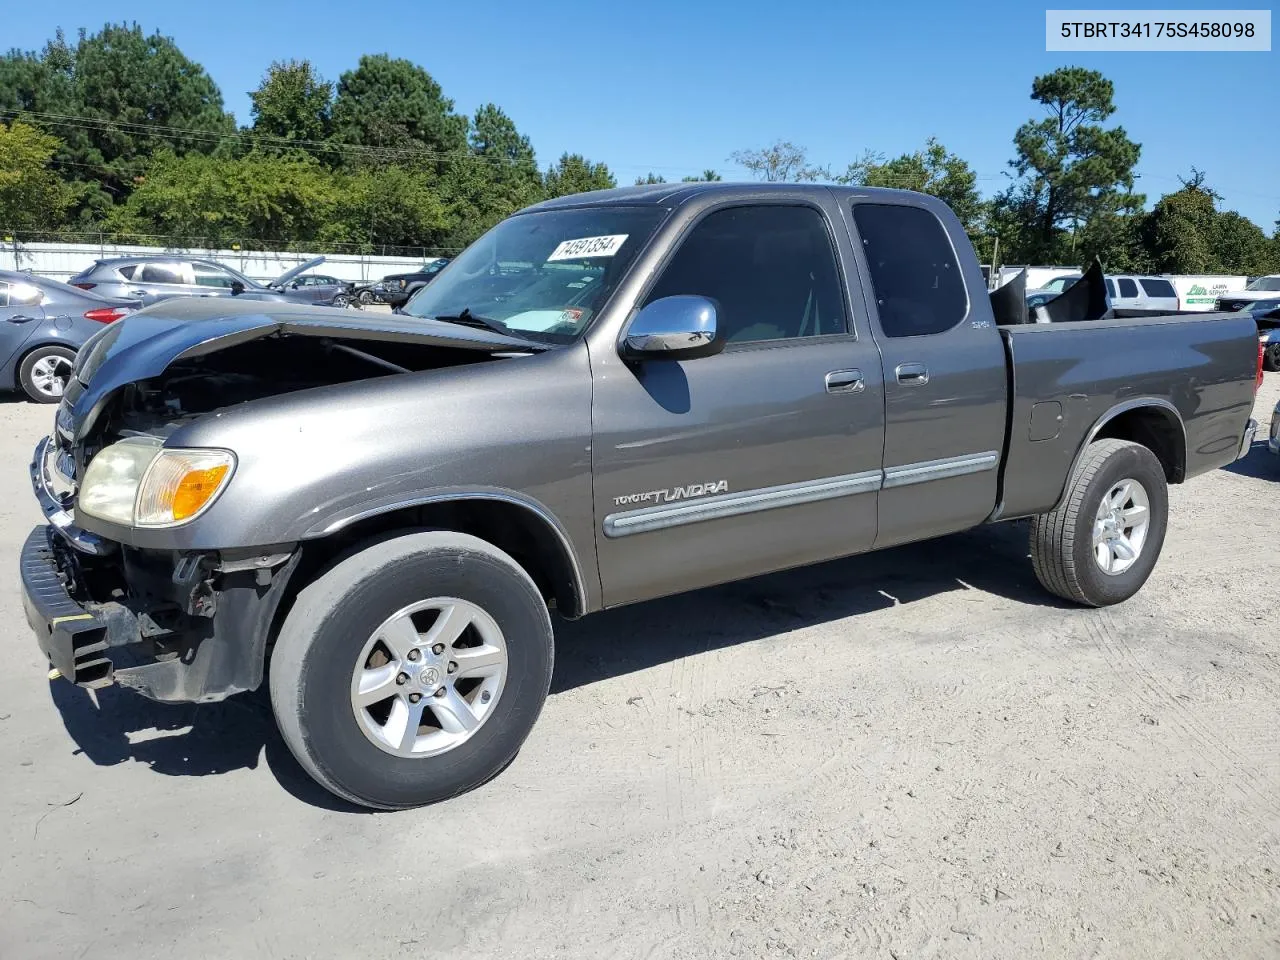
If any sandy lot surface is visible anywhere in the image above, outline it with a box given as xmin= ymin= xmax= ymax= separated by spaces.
xmin=2 ymin=377 xmax=1278 ymax=960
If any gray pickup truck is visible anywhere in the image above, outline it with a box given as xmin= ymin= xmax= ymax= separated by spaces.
xmin=21 ymin=183 xmax=1261 ymax=809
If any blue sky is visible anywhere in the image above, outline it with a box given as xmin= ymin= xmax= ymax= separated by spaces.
xmin=7 ymin=0 xmax=1278 ymax=228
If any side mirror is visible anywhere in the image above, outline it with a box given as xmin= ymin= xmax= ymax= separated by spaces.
xmin=230 ymin=280 xmax=245 ymax=296
xmin=621 ymin=295 xmax=723 ymax=361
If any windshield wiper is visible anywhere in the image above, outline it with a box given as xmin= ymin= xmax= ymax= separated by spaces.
xmin=431 ymin=307 xmax=516 ymax=337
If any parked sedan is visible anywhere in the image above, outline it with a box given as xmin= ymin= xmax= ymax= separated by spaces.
xmin=275 ymin=273 xmax=359 ymax=307
xmin=68 ymin=256 xmax=353 ymax=307
xmin=0 ymin=270 xmax=136 ymax=402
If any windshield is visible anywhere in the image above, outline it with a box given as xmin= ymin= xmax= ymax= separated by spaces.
xmin=404 ymin=206 xmax=668 ymax=341
xmin=1246 ymin=276 xmax=1280 ymax=291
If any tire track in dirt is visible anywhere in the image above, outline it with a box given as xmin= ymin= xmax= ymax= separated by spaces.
xmin=1084 ymin=609 xmax=1280 ymax=839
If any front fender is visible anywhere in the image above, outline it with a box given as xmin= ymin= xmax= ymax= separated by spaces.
xmin=72 ymin=343 xmax=599 ymax=600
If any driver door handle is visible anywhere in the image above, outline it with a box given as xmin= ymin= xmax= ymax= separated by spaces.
xmin=895 ymin=362 xmax=930 ymax=386
xmin=825 ymin=369 xmax=865 ymax=394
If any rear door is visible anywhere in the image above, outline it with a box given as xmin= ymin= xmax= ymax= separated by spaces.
xmin=1139 ymin=277 xmax=1179 ymax=313
xmin=590 ymin=198 xmax=886 ymax=606
xmin=137 ymin=261 xmax=199 ymax=299
xmin=844 ymin=199 xmax=1007 ymax=549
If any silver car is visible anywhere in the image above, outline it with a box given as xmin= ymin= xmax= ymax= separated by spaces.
xmin=68 ymin=256 xmax=352 ymax=306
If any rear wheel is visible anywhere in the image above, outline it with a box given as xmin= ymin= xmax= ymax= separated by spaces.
xmin=18 ymin=345 xmax=76 ymax=403
xmin=1264 ymin=343 xmax=1280 ymax=372
xmin=1030 ymin=439 xmax=1169 ymax=607
xmin=269 ymin=531 xmax=554 ymax=809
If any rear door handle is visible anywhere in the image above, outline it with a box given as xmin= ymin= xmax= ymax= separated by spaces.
xmin=5 ymin=315 xmax=37 ymax=324
xmin=895 ymin=362 xmax=929 ymax=386
xmin=825 ymin=368 xmax=864 ymax=394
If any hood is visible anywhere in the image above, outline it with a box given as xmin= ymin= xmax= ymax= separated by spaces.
xmin=269 ymin=255 xmax=327 ymax=289
xmin=66 ymin=297 xmax=544 ymax=441
xmin=1221 ymin=290 xmax=1280 ymax=304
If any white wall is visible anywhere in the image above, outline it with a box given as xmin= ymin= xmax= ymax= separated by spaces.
xmin=0 ymin=241 xmax=441 ymax=284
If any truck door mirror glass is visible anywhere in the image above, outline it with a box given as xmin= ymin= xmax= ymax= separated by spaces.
xmin=622 ymin=296 xmax=723 ymax=360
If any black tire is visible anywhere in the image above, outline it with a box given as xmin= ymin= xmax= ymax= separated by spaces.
xmin=1029 ymin=439 xmax=1169 ymax=607
xmin=269 ymin=531 xmax=554 ymax=809
xmin=358 ymin=290 xmax=374 ymax=305
xmin=18 ymin=345 xmax=76 ymax=403
xmin=1264 ymin=343 xmax=1280 ymax=373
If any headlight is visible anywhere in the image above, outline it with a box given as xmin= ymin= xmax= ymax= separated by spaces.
xmin=79 ymin=438 xmax=235 ymax=527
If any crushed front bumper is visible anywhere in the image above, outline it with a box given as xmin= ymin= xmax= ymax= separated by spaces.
xmin=24 ymin=436 xmax=302 ymax=703
xmin=21 ymin=525 xmax=112 ymax=687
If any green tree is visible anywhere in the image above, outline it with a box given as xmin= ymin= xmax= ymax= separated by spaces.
xmin=0 ymin=120 xmax=74 ymax=231
xmin=248 ymin=59 xmax=332 ymax=147
xmin=682 ymin=169 xmax=722 ymax=182
xmin=1137 ymin=171 xmax=1277 ymax=275
xmin=107 ymin=149 xmax=337 ymax=247
xmin=544 ymin=153 xmax=615 ymax=197
xmin=0 ymin=23 xmax=234 ymax=220
xmin=469 ymin=103 xmax=533 ymax=164
xmin=321 ymin=165 xmax=450 ymax=251
xmin=730 ymin=141 xmax=825 ymax=182
xmin=635 ymin=172 xmax=666 ymax=185
xmin=330 ymin=54 xmax=467 ymax=161
xmin=993 ymin=67 xmax=1142 ymax=264
xmin=840 ymin=138 xmax=985 ymax=233
xmin=436 ymin=104 xmax=544 ymax=247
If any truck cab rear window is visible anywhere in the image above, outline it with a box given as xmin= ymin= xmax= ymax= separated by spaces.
xmin=852 ymin=204 xmax=966 ymax=337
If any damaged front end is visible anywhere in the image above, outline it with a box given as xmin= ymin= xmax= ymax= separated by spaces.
xmin=24 ymin=299 xmax=541 ymax=702
xmin=21 ymin=517 xmax=299 ymax=702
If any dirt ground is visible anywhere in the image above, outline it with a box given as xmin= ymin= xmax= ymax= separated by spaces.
xmin=2 ymin=377 xmax=1278 ymax=960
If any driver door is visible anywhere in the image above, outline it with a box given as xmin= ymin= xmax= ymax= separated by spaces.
xmin=589 ymin=199 xmax=886 ymax=607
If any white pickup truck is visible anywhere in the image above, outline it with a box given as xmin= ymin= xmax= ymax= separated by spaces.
xmin=1217 ymin=275 xmax=1280 ymax=314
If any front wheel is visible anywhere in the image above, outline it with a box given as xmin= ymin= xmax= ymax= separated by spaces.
xmin=1029 ymin=439 xmax=1169 ymax=607
xmin=269 ymin=531 xmax=554 ymax=809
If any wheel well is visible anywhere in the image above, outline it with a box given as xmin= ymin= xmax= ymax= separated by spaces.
xmin=281 ymin=499 xmax=586 ymax=622
xmin=1093 ymin=407 xmax=1186 ymax=483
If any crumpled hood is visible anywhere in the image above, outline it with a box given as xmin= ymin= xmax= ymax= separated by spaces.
xmin=65 ymin=297 xmax=541 ymax=441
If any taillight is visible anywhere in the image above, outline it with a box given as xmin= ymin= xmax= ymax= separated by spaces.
xmin=71 ymin=282 xmax=96 ymax=290
xmin=84 ymin=307 xmax=126 ymax=324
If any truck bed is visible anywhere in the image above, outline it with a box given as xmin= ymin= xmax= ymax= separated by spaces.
xmin=996 ymin=311 xmax=1260 ymax=519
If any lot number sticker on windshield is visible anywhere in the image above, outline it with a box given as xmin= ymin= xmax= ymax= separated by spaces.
xmin=547 ymin=234 xmax=629 ymax=261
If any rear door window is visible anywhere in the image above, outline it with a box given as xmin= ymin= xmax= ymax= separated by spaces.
xmin=139 ymin=262 xmax=186 ymax=285
xmin=1117 ymin=278 xmax=1139 ymax=298
xmin=1140 ymin=278 xmax=1176 ymax=298
xmin=852 ymin=203 xmax=967 ymax=337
